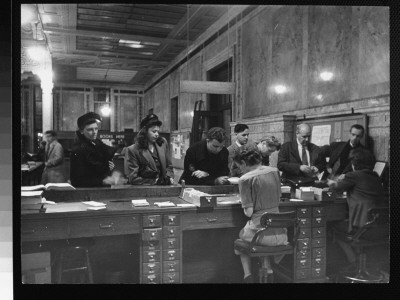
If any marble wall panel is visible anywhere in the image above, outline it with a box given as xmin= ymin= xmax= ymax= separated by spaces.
xmin=307 ymin=6 xmax=352 ymax=107
xmin=203 ymin=27 xmax=237 ymax=62
xmin=358 ymin=6 xmax=390 ymax=98
xmin=242 ymin=8 xmax=271 ymax=118
xmin=270 ymin=6 xmax=303 ymax=114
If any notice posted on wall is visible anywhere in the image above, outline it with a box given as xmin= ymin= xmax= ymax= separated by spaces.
xmin=311 ymin=125 xmax=331 ymax=146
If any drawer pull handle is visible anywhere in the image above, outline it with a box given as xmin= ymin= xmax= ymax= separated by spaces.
xmin=170 ymin=230 xmax=174 ymax=234
xmin=169 ymin=217 xmax=174 ymax=222
xmin=150 ymin=219 xmax=154 ymax=223
xmin=151 ymin=232 xmax=155 ymax=237
xmin=169 ymin=241 xmax=173 ymax=245
xmin=22 ymin=229 xmax=35 ymax=234
xmin=206 ymin=218 xmax=217 ymax=223
xmin=99 ymin=224 xmax=113 ymax=229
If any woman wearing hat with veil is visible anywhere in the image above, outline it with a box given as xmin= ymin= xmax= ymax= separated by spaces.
xmin=124 ymin=113 xmax=174 ymax=185
xmin=70 ymin=112 xmax=117 ymax=187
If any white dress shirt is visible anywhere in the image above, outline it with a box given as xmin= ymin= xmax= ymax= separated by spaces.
xmin=297 ymin=139 xmax=310 ymax=166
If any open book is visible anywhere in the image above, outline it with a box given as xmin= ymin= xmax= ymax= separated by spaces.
xmin=21 ymin=182 xmax=76 ymax=191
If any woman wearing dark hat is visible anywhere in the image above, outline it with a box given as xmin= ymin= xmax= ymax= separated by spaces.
xmin=70 ymin=112 xmax=117 ymax=187
xmin=124 ymin=114 xmax=174 ymax=185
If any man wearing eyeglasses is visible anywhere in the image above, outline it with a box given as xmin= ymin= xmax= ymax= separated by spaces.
xmin=278 ymin=123 xmax=326 ymax=180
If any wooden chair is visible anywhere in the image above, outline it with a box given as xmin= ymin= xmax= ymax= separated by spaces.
xmin=333 ymin=206 xmax=389 ymax=283
xmin=56 ymin=239 xmax=94 ymax=284
xmin=234 ymin=211 xmax=299 ymax=283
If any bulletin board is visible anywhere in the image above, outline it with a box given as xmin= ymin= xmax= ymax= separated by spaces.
xmin=295 ymin=113 xmax=368 ymax=147
xmin=170 ymin=131 xmax=191 ymax=169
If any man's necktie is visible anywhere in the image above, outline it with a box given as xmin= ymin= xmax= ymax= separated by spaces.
xmin=302 ymin=145 xmax=309 ymax=166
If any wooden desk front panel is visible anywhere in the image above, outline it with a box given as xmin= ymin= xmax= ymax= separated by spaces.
xmin=181 ymin=209 xmax=246 ymax=230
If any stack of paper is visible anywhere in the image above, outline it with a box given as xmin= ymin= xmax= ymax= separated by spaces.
xmin=176 ymin=203 xmax=196 ymax=208
xmin=21 ymin=190 xmax=43 ymax=205
xmin=131 ymin=199 xmax=150 ymax=207
xmin=82 ymin=201 xmax=107 ymax=210
xmin=154 ymin=201 xmax=176 ymax=207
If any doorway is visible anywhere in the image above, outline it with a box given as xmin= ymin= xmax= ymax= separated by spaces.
xmin=207 ymin=59 xmax=233 ymax=146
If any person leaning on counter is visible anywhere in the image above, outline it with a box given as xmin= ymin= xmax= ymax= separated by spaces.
xmin=278 ymin=123 xmax=325 ymax=180
xmin=179 ymin=127 xmax=230 ymax=185
xmin=125 ymin=114 xmax=174 ymax=185
xmin=70 ymin=112 xmax=116 ymax=187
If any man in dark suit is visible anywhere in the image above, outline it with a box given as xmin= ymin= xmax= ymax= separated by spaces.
xmin=227 ymin=123 xmax=251 ymax=177
xmin=179 ymin=127 xmax=230 ymax=185
xmin=321 ymin=124 xmax=366 ymax=180
xmin=278 ymin=123 xmax=325 ymax=180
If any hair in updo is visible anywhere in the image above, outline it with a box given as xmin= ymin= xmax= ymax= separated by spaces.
xmin=233 ymin=143 xmax=262 ymax=166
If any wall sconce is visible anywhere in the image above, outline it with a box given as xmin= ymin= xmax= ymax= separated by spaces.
xmin=274 ymin=85 xmax=287 ymax=94
xmin=320 ymin=71 xmax=334 ymax=81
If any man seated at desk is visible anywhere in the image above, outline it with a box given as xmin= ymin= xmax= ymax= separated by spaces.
xmin=179 ymin=127 xmax=230 ymax=185
xmin=278 ymin=123 xmax=325 ymax=183
xmin=321 ymin=124 xmax=369 ymax=180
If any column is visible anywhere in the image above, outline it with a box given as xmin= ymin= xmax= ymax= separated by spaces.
xmin=40 ymin=77 xmax=54 ymax=132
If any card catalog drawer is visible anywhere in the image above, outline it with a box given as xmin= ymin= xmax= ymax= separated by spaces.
xmin=296 ymin=258 xmax=311 ymax=269
xmin=296 ymin=269 xmax=311 ymax=280
xmin=298 ymin=218 xmax=311 ymax=227
xmin=312 ymin=207 xmax=326 ymax=217
xmin=163 ymin=272 xmax=179 ymax=284
xmin=312 ymin=237 xmax=326 ymax=248
xmin=142 ymin=240 xmax=161 ymax=251
xmin=142 ymin=273 xmax=161 ymax=284
xmin=298 ymin=228 xmax=311 ymax=239
xmin=163 ymin=260 xmax=180 ymax=273
xmin=163 ymin=237 xmax=180 ymax=250
xmin=21 ymin=220 xmax=68 ymax=242
xmin=142 ymin=262 xmax=161 ymax=275
xmin=296 ymin=248 xmax=311 ymax=260
xmin=69 ymin=215 xmax=139 ymax=238
xmin=163 ymin=214 xmax=180 ymax=226
xmin=143 ymin=250 xmax=160 ymax=263
xmin=182 ymin=210 xmax=244 ymax=230
xmin=312 ymin=216 xmax=326 ymax=227
xmin=142 ymin=215 xmax=162 ymax=228
xmin=163 ymin=226 xmax=180 ymax=238
xmin=312 ymin=227 xmax=326 ymax=238
xmin=163 ymin=249 xmax=180 ymax=261
xmin=312 ymin=257 xmax=326 ymax=268
xmin=312 ymin=267 xmax=326 ymax=279
xmin=142 ymin=228 xmax=162 ymax=241
xmin=312 ymin=247 xmax=326 ymax=258
xmin=297 ymin=207 xmax=311 ymax=218
xmin=297 ymin=238 xmax=311 ymax=249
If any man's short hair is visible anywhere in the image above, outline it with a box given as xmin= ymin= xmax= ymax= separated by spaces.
xmin=206 ymin=127 xmax=227 ymax=143
xmin=44 ymin=130 xmax=57 ymax=137
xmin=349 ymin=148 xmax=375 ymax=171
xmin=350 ymin=124 xmax=365 ymax=135
xmin=259 ymin=136 xmax=281 ymax=150
xmin=234 ymin=123 xmax=249 ymax=133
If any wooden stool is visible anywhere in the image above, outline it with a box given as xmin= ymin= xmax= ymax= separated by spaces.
xmin=56 ymin=240 xmax=94 ymax=284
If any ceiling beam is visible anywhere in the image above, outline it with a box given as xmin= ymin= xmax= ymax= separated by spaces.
xmin=145 ymin=5 xmax=251 ymax=89
xmin=153 ymin=5 xmax=205 ymax=60
xmin=43 ymin=27 xmax=192 ymax=46
xmin=53 ymin=60 xmax=161 ymax=72
xmin=51 ymin=52 xmax=169 ymax=66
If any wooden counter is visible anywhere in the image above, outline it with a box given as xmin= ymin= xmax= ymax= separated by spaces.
xmin=20 ymin=185 xmax=348 ymax=283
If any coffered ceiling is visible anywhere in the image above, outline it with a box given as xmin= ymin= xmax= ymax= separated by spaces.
xmin=21 ymin=4 xmax=230 ymax=87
